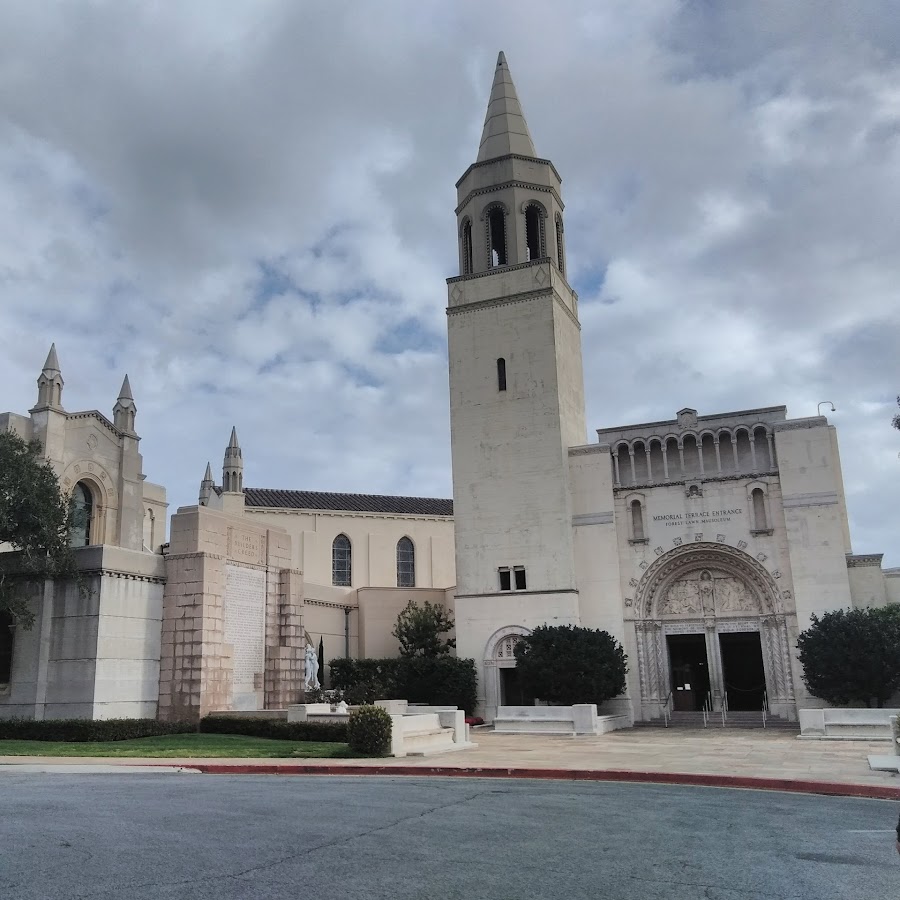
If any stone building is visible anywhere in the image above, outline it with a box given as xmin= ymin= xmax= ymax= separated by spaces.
xmin=446 ymin=53 xmax=898 ymax=722
xmin=1 ymin=53 xmax=896 ymax=724
xmin=0 ymin=347 xmax=167 ymax=719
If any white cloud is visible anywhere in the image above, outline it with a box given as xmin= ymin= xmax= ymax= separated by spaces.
xmin=0 ymin=1 xmax=897 ymax=563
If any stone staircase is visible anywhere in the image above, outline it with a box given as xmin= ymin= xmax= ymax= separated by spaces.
xmin=635 ymin=710 xmax=798 ymax=731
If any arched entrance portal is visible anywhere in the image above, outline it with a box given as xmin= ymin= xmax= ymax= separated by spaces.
xmin=483 ymin=626 xmax=533 ymax=721
xmin=632 ymin=544 xmax=795 ymax=720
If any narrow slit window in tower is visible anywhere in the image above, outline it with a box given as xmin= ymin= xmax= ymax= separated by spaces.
xmin=497 ymin=357 xmax=507 ymax=391
xmin=555 ymin=214 xmax=565 ymax=276
xmin=488 ymin=207 xmax=507 ymax=267
xmin=514 ymin=567 xmax=527 ymax=590
xmin=461 ymin=219 xmax=473 ymax=275
xmin=499 ymin=567 xmax=511 ymax=591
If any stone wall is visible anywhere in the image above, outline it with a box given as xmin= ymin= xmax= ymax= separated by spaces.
xmin=158 ymin=506 xmax=302 ymax=722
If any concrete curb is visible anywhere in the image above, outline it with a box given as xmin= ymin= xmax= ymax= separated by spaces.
xmin=179 ymin=763 xmax=900 ymax=800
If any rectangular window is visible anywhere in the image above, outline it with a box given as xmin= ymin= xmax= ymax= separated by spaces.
xmin=514 ymin=567 xmax=527 ymax=590
xmin=499 ymin=568 xmax=511 ymax=591
xmin=497 ymin=357 xmax=507 ymax=391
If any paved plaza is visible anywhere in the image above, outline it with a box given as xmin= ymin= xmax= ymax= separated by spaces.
xmin=2 ymin=728 xmax=896 ymax=791
xmin=2 ymin=773 xmax=897 ymax=899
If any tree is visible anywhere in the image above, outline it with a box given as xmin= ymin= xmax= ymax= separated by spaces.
xmin=797 ymin=606 xmax=900 ymax=708
xmin=392 ymin=599 xmax=456 ymax=658
xmin=0 ymin=431 xmax=82 ymax=628
xmin=893 ymin=396 xmax=900 ymax=432
xmin=513 ymin=624 xmax=628 ymax=707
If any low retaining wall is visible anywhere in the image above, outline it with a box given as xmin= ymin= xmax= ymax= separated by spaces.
xmin=494 ymin=704 xmax=632 ymax=736
xmin=799 ymin=708 xmax=900 ymax=740
xmin=286 ymin=703 xmax=350 ymax=726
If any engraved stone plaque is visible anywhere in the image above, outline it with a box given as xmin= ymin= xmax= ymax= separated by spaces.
xmin=224 ymin=564 xmax=266 ymax=709
xmin=228 ymin=528 xmax=266 ymax=566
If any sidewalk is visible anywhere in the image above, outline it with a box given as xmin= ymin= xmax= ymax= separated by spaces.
xmin=2 ymin=728 xmax=898 ymax=797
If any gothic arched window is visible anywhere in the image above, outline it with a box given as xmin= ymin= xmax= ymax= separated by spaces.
xmin=460 ymin=218 xmax=473 ymax=275
xmin=70 ymin=481 xmax=93 ymax=547
xmin=332 ymin=534 xmax=352 ymax=586
xmin=0 ymin=610 xmax=13 ymax=684
xmin=525 ymin=204 xmax=545 ymax=261
xmin=486 ymin=206 xmax=507 ymax=267
xmin=555 ymin=213 xmax=565 ymax=276
xmin=397 ymin=537 xmax=415 ymax=587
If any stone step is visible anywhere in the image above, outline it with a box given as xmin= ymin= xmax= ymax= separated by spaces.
xmin=635 ymin=711 xmax=798 ymax=731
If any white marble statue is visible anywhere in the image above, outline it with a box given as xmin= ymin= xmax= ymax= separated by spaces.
xmin=304 ymin=644 xmax=320 ymax=691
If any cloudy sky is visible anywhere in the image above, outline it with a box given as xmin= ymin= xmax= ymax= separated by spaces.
xmin=0 ymin=1 xmax=897 ymax=564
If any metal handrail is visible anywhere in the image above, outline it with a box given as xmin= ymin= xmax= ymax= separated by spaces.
xmin=721 ymin=691 xmax=729 ymax=727
xmin=662 ymin=691 xmax=673 ymax=727
xmin=762 ymin=690 xmax=769 ymax=729
xmin=702 ymin=690 xmax=712 ymax=728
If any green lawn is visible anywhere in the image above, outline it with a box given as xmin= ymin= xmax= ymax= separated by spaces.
xmin=0 ymin=733 xmax=355 ymax=759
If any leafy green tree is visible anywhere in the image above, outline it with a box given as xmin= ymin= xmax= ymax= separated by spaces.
xmin=513 ymin=624 xmax=628 ymax=706
xmin=392 ymin=599 xmax=456 ymax=658
xmin=797 ymin=606 xmax=900 ymax=708
xmin=0 ymin=431 xmax=82 ymax=628
xmin=892 ymin=396 xmax=899 ymax=431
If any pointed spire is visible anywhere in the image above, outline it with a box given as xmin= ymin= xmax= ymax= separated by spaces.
xmin=118 ymin=374 xmax=133 ymax=401
xmin=227 ymin=426 xmax=240 ymax=451
xmin=33 ymin=342 xmax=64 ymax=410
xmin=203 ymin=461 xmax=213 ymax=482
xmin=43 ymin=343 xmax=60 ymax=374
xmin=199 ymin=461 xmax=214 ymax=506
xmin=476 ymin=51 xmax=537 ymax=163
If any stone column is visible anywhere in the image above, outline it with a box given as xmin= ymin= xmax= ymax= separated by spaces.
xmin=612 ymin=451 xmax=621 ymax=487
xmin=704 ymin=621 xmax=722 ymax=710
xmin=714 ymin=439 xmax=722 ymax=473
xmin=766 ymin=434 xmax=775 ymax=469
xmin=661 ymin=446 xmax=669 ymax=480
xmin=645 ymin=447 xmax=653 ymax=483
xmin=628 ymin=449 xmax=636 ymax=484
xmin=749 ymin=435 xmax=757 ymax=472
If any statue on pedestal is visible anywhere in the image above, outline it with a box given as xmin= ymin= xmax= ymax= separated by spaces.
xmin=304 ymin=643 xmax=320 ymax=691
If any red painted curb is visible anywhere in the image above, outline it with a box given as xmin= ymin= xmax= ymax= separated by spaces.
xmin=177 ymin=764 xmax=900 ymax=800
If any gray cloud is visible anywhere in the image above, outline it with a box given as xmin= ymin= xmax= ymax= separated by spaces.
xmin=0 ymin=1 xmax=896 ymax=562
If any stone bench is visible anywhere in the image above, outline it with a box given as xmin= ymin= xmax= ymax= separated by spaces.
xmin=799 ymin=708 xmax=900 ymax=740
xmin=493 ymin=705 xmax=632 ymax=736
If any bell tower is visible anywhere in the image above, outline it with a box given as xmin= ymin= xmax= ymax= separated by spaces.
xmin=447 ymin=53 xmax=587 ymax=671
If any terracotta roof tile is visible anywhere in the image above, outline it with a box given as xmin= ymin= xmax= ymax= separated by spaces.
xmin=242 ymin=488 xmax=453 ymax=517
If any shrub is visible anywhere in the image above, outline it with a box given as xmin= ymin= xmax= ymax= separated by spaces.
xmin=0 ymin=718 xmax=195 ymax=743
xmin=347 ymin=705 xmax=393 ymax=756
xmin=797 ymin=605 xmax=900 ymax=707
xmin=513 ymin=624 xmax=628 ymax=707
xmin=392 ymin=599 xmax=456 ymax=657
xmin=396 ymin=656 xmax=478 ymax=713
xmin=199 ymin=716 xmax=347 ymax=743
xmin=329 ymin=658 xmax=399 ymax=697
xmin=330 ymin=655 xmax=478 ymax=713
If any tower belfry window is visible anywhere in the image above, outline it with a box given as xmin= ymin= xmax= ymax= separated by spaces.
xmin=487 ymin=207 xmax=507 ymax=267
xmin=525 ymin=204 xmax=544 ymax=261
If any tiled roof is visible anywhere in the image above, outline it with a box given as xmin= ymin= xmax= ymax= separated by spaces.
xmin=243 ymin=488 xmax=453 ymax=517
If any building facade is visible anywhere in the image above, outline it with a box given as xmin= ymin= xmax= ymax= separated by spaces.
xmin=1 ymin=53 xmax=897 ymax=724
xmin=0 ymin=347 xmax=167 ymax=719
xmin=447 ymin=53 xmax=899 ymax=722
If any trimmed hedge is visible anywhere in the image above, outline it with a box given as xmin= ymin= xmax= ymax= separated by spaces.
xmin=0 ymin=718 xmax=195 ymax=743
xmin=330 ymin=656 xmax=478 ymax=714
xmin=199 ymin=716 xmax=348 ymax=743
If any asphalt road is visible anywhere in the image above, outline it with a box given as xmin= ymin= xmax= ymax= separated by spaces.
xmin=0 ymin=774 xmax=897 ymax=899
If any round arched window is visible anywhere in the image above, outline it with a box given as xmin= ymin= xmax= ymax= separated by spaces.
xmin=70 ymin=482 xmax=93 ymax=547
